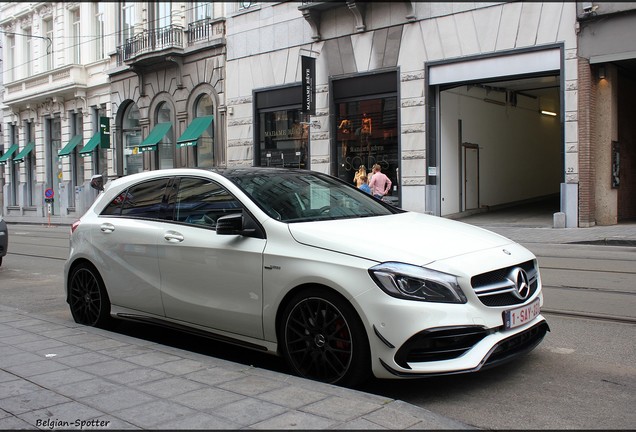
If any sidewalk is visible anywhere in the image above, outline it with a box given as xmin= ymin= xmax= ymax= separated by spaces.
xmin=458 ymin=213 xmax=636 ymax=247
xmin=0 ymin=305 xmax=474 ymax=430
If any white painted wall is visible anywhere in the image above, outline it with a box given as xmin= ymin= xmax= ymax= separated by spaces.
xmin=440 ymin=86 xmax=562 ymax=216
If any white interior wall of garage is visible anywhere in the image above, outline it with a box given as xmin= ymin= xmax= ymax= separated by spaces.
xmin=440 ymin=86 xmax=562 ymax=216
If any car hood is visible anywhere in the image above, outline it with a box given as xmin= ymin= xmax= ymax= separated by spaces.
xmin=287 ymin=211 xmax=514 ymax=265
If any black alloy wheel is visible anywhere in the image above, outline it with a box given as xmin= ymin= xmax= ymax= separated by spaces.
xmin=68 ymin=263 xmax=111 ymax=328
xmin=280 ymin=289 xmax=370 ymax=387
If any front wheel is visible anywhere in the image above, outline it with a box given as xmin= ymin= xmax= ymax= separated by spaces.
xmin=280 ymin=288 xmax=370 ymax=387
xmin=68 ymin=263 xmax=112 ymax=328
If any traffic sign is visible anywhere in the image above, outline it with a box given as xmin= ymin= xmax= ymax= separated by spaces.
xmin=44 ymin=188 xmax=54 ymax=199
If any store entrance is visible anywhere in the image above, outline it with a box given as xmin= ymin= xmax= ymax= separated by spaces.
xmin=332 ymin=71 xmax=400 ymax=207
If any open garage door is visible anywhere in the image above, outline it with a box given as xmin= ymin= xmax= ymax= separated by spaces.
xmin=428 ymin=48 xmax=563 ymax=223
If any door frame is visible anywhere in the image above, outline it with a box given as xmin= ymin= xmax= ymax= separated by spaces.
xmin=462 ymin=142 xmax=479 ymax=211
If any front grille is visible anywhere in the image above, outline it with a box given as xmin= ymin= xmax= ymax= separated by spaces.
xmin=395 ymin=326 xmax=489 ymax=368
xmin=471 ymin=260 xmax=538 ymax=307
xmin=483 ymin=321 xmax=550 ymax=368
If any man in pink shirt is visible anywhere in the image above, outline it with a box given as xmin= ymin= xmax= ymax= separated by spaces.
xmin=368 ymin=163 xmax=392 ymax=200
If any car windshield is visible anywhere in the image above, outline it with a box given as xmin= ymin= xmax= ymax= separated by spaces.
xmin=228 ymin=170 xmax=401 ymax=222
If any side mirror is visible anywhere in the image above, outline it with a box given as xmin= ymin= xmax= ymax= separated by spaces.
xmin=216 ymin=213 xmax=243 ymax=235
xmin=90 ymin=174 xmax=104 ymax=192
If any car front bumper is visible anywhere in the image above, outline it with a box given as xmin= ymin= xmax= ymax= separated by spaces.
xmin=356 ymin=285 xmax=548 ymax=379
xmin=375 ymin=318 xmax=549 ymax=378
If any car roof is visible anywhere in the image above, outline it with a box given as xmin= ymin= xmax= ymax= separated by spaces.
xmin=101 ymin=167 xmax=328 ymax=192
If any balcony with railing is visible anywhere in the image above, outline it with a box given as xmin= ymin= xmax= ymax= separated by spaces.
xmin=116 ymin=20 xmax=226 ymax=67
xmin=187 ymin=17 xmax=226 ymax=47
xmin=116 ymin=24 xmax=184 ymax=66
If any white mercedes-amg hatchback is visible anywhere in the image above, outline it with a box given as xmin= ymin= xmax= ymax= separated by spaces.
xmin=64 ymin=167 xmax=549 ymax=386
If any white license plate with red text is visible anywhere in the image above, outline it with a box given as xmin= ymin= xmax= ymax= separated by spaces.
xmin=503 ymin=298 xmax=541 ymax=329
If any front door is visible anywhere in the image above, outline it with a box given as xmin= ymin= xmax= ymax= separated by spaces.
xmin=158 ymin=176 xmax=266 ymax=339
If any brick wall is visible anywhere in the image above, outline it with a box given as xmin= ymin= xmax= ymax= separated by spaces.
xmin=577 ymin=58 xmax=596 ymax=226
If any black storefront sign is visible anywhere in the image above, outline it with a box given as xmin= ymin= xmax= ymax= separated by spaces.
xmin=301 ymin=55 xmax=315 ymax=115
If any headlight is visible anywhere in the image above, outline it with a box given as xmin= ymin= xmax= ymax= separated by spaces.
xmin=369 ymin=262 xmax=467 ymax=303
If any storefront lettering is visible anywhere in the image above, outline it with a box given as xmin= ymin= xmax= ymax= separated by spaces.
xmin=350 ymin=145 xmax=385 ymax=153
xmin=264 ymin=129 xmax=293 ymax=137
xmin=343 ymin=154 xmax=391 ymax=172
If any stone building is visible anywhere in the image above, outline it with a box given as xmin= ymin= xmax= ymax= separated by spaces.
xmin=0 ymin=1 xmax=228 ymax=224
xmin=1 ymin=2 xmax=112 ymax=223
xmin=225 ymin=2 xmax=577 ymax=223
xmin=2 ymin=2 xmax=635 ymax=227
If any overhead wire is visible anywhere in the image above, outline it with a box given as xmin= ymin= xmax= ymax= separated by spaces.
xmin=1 ymin=1 xmax=221 ymax=77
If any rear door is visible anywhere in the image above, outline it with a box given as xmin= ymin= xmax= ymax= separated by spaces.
xmin=158 ymin=176 xmax=266 ymax=339
xmin=93 ymin=177 xmax=172 ymax=316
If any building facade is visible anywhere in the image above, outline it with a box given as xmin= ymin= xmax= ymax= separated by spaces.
xmin=1 ymin=2 xmax=635 ymax=227
xmin=0 ymin=1 xmax=228 ymax=224
xmin=1 ymin=1 xmax=112 ymax=223
xmin=575 ymin=2 xmax=636 ymax=226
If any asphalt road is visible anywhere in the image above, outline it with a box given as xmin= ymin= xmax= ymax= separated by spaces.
xmin=1 ymin=224 xmax=634 ymax=429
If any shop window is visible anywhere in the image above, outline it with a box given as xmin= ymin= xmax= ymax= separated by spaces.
xmin=335 ymin=96 xmax=399 ymax=205
xmin=122 ymin=103 xmax=142 ymax=175
xmin=258 ymin=109 xmax=309 ymax=169
xmin=195 ymin=94 xmax=214 ymax=168
xmin=94 ymin=105 xmax=109 ymax=176
xmin=156 ymin=102 xmax=175 ymax=169
xmin=9 ymin=124 xmax=19 ymax=206
xmin=48 ymin=118 xmax=62 ymax=215
xmin=25 ymin=121 xmax=36 ymax=206
xmin=254 ymin=85 xmax=310 ymax=170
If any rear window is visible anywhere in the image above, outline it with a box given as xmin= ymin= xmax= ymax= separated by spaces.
xmin=100 ymin=178 xmax=171 ymax=219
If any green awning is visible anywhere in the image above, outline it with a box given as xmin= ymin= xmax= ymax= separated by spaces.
xmin=79 ymin=132 xmax=101 ymax=158
xmin=58 ymin=135 xmax=83 ymax=158
xmin=177 ymin=116 xmax=213 ymax=148
xmin=0 ymin=144 xmax=19 ymax=165
xmin=12 ymin=142 xmax=34 ymax=164
xmin=139 ymin=122 xmax=172 ymax=152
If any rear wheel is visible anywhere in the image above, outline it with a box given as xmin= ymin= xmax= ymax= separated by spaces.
xmin=68 ymin=263 xmax=112 ymax=328
xmin=280 ymin=288 xmax=370 ymax=387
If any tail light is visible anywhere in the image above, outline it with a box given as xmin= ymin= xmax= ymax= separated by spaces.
xmin=71 ymin=220 xmax=81 ymax=234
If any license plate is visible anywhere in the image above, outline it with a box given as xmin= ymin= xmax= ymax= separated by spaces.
xmin=503 ymin=298 xmax=541 ymax=329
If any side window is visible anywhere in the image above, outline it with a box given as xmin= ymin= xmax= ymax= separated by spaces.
xmin=101 ymin=178 xmax=171 ymax=218
xmin=174 ymin=177 xmax=242 ymax=228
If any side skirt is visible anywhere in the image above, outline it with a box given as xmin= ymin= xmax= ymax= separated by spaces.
xmin=115 ymin=313 xmax=271 ymax=353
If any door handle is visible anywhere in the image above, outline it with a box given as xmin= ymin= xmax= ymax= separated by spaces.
xmin=100 ymin=223 xmax=115 ymax=233
xmin=164 ymin=231 xmax=184 ymax=243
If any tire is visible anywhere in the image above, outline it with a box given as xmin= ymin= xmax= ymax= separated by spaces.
xmin=68 ymin=263 xmax=112 ymax=328
xmin=280 ymin=288 xmax=371 ymax=387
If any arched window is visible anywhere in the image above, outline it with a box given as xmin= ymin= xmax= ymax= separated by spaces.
xmin=156 ymin=102 xmax=174 ymax=169
xmin=122 ymin=103 xmax=142 ymax=175
xmin=194 ymin=94 xmax=214 ymax=168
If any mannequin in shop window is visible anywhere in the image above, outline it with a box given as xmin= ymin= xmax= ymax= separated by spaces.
xmin=361 ymin=113 xmax=372 ymax=151
xmin=338 ymin=118 xmax=351 ymax=157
